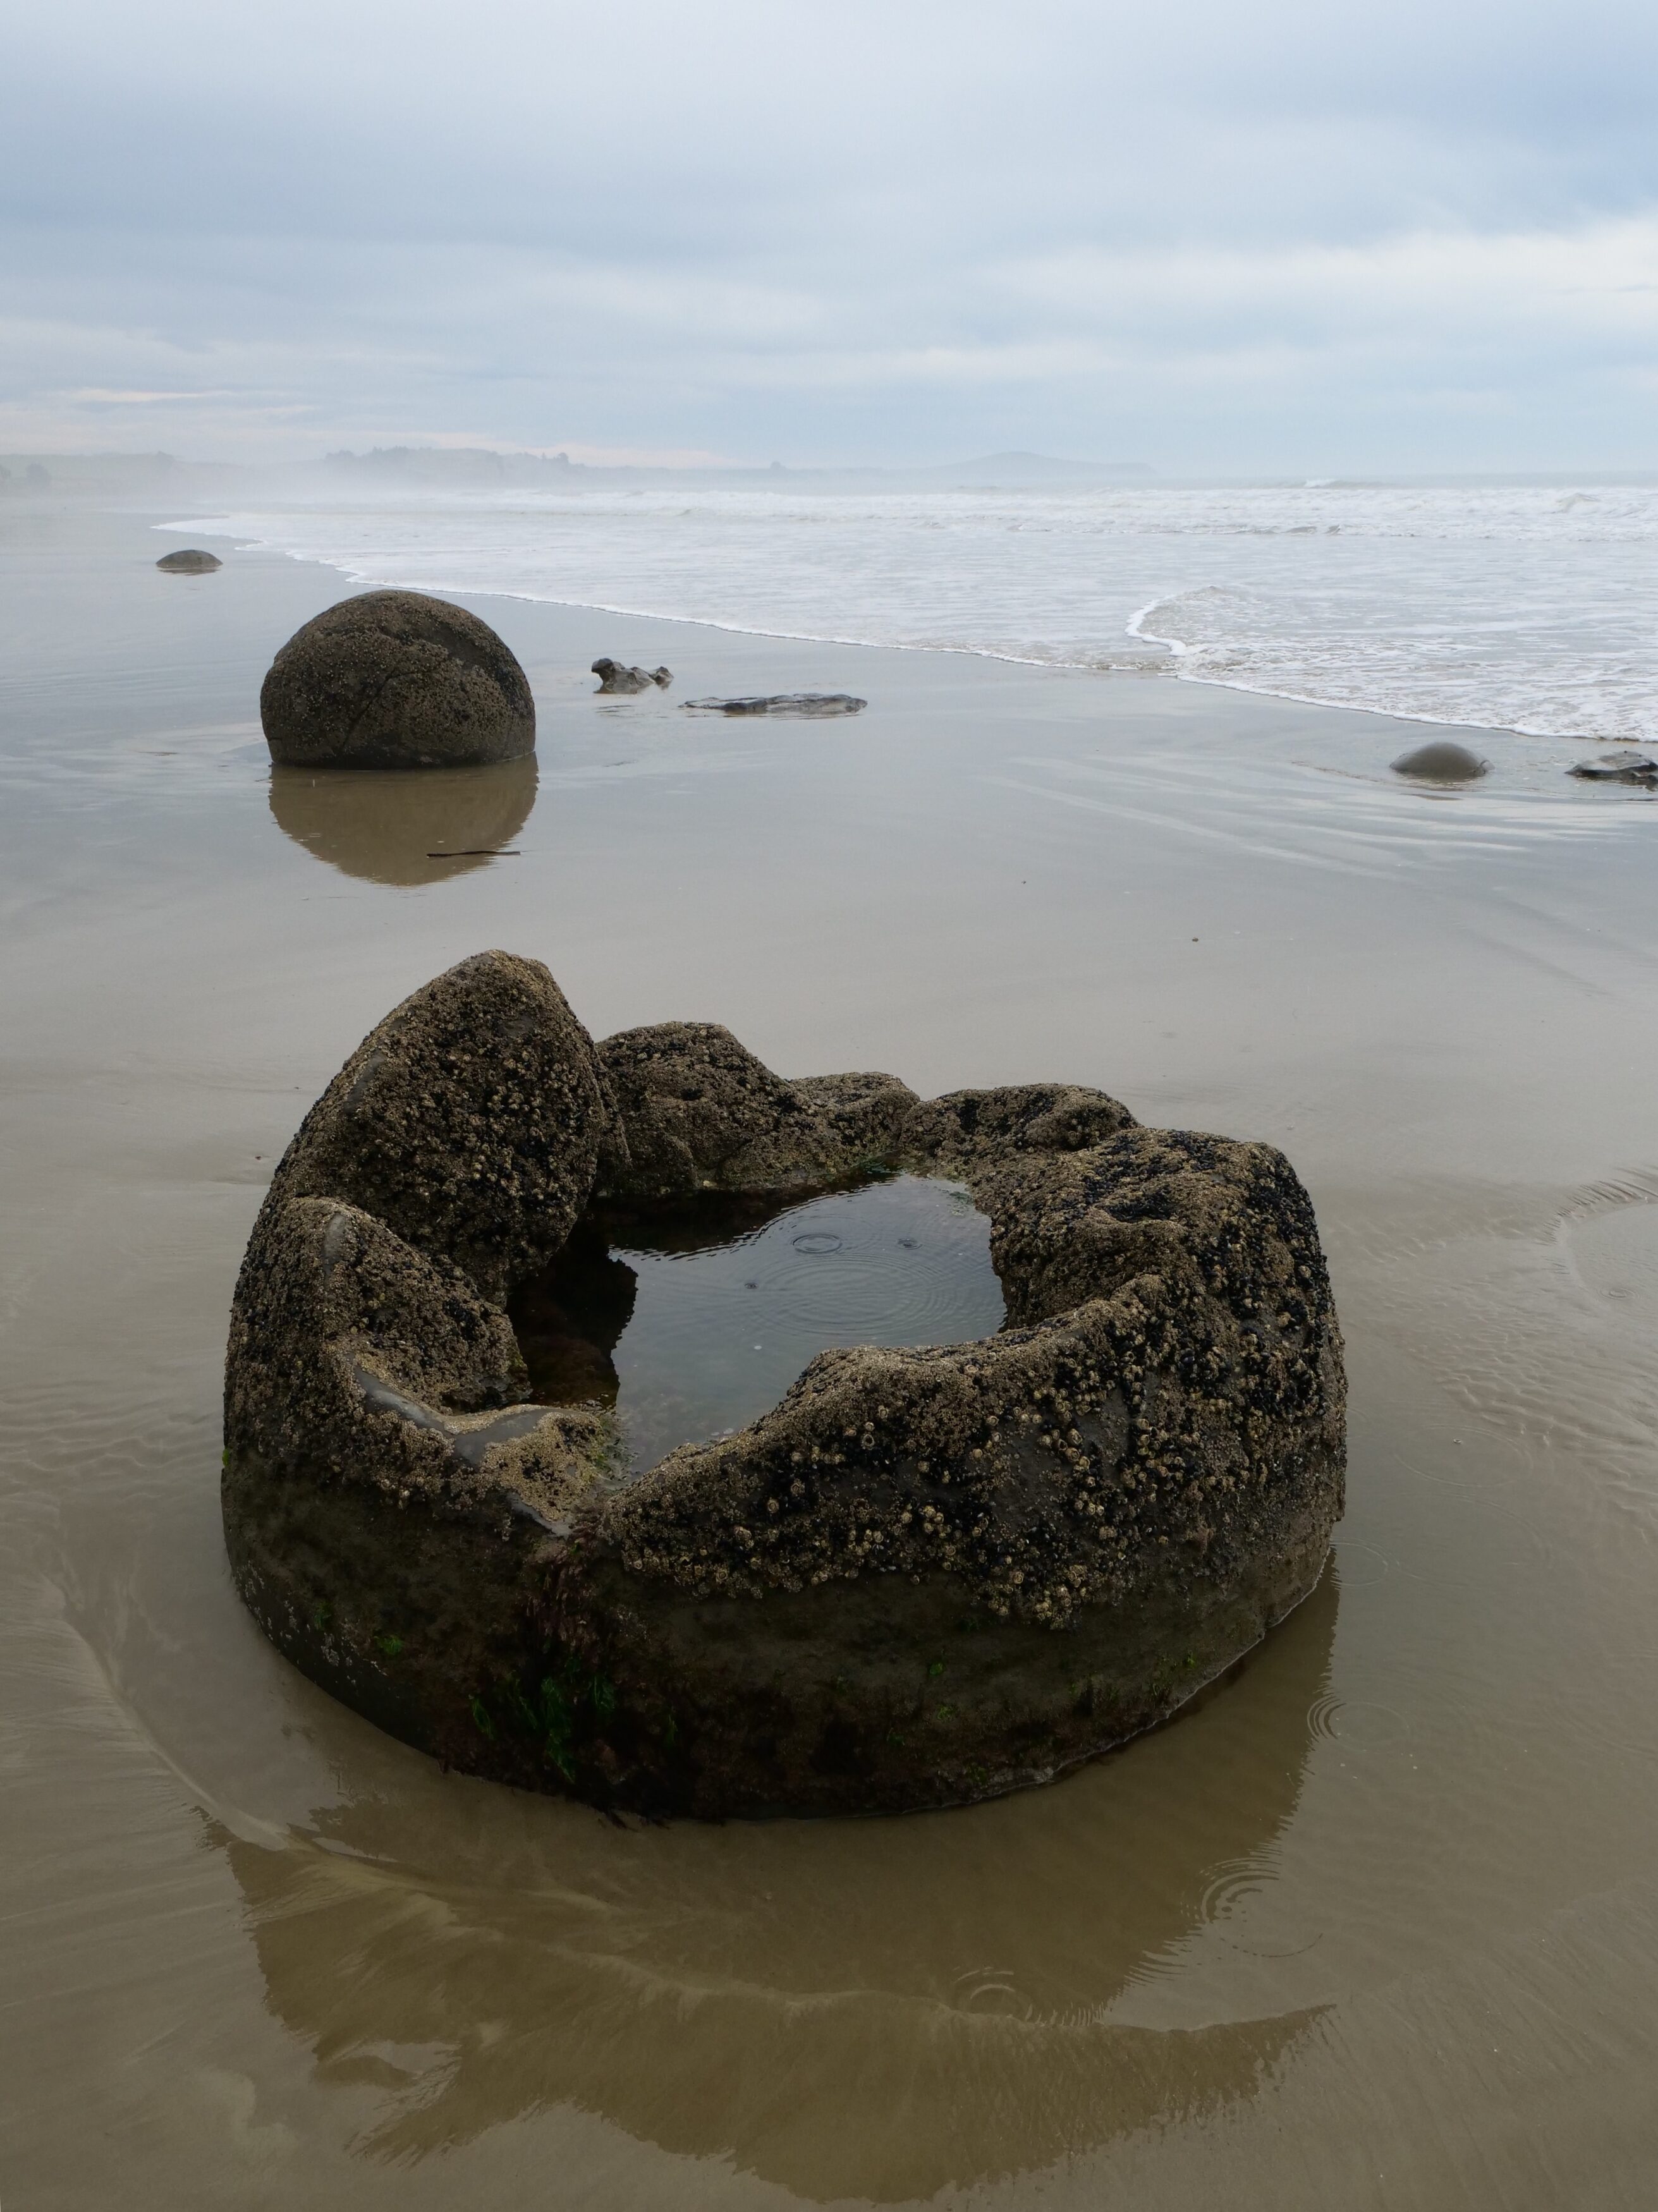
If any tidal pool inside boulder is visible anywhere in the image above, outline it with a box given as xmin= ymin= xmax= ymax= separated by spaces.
xmin=511 ymin=1172 xmax=1006 ymax=1471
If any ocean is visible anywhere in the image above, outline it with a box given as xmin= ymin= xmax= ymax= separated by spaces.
xmin=176 ymin=478 xmax=1658 ymax=744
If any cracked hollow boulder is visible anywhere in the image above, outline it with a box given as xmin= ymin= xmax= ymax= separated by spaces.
xmin=260 ymin=590 xmax=536 ymax=769
xmin=224 ymin=953 xmax=1345 ymax=1817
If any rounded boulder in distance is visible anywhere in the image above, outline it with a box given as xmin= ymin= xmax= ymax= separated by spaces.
xmin=156 ymin=548 xmax=222 ymax=574
xmin=260 ymin=590 xmax=537 ymax=770
xmin=1390 ymin=739 xmax=1489 ymax=783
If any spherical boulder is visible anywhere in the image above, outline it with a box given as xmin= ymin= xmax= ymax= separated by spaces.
xmin=156 ymin=548 xmax=222 ymax=574
xmin=260 ymin=590 xmax=536 ymax=769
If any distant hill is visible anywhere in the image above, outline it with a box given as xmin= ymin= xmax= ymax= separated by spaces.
xmin=0 ymin=451 xmax=239 ymax=497
xmin=311 ymin=445 xmax=1154 ymax=490
xmin=911 ymin=451 xmax=1155 ymax=487
xmin=320 ymin=446 xmax=579 ymax=486
xmin=0 ymin=444 xmax=1158 ymax=501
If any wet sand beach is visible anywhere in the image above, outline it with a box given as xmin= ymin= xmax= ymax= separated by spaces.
xmin=5 ymin=506 xmax=1658 ymax=2208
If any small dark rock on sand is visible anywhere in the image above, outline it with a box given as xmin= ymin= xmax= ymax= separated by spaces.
xmin=1390 ymin=740 xmax=1489 ymax=782
xmin=156 ymin=549 xmax=222 ymax=574
xmin=1568 ymin=753 xmax=1658 ymax=786
xmin=592 ymin=659 xmax=672 ymax=693
xmin=260 ymin=590 xmax=535 ymax=769
xmin=681 ymin=693 xmax=867 ymax=717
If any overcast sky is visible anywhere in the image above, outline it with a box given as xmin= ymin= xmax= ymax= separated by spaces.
xmin=2 ymin=0 xmax=1655 ymax=471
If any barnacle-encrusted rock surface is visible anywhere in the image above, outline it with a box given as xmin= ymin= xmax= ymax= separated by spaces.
xmin=598 ymin=1021 xmax=917 ymax=1200
xmin=224 ymin=953 xmax=1345 ymax=1816
xmin=260 ymin=590 xmax=536 ymax=769
xmin=257 ymin=951 xmax=621 ymax=1304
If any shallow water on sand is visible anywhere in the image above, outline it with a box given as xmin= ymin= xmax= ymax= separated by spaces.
xmin=5 ymin=509 xmax=1658 ymax=2208
xmin=515 ymin=1174 xmax=1006 ymax=1473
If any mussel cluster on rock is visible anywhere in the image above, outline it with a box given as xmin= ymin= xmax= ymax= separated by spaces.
xmin=224 ymin=952 xmax=1344 ymax=1816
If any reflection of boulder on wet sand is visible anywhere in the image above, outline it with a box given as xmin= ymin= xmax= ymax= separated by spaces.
xmin=223 ymin=952 xmax=1345 ymax=1818
xmin=267 ymin=756 xmax=537 ymax=884
xmin=216 ymin=1567 xmax=1335 ymax=2198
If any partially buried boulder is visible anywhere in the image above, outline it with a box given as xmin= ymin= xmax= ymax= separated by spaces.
xmin=592 ymin=659 xmax=672 ymax=693
xmin=224 ymin=953 xmax=1345 ymax=1816
xmin=682 ymin=693 xmax=866 ymax=717
xmin=1568 ymin=753 xmax=1658 ymax=786
xmin=156 ymin=548 xmax=221 ymax=574
xmin=1390 ymin=739 xmax=1487 ymax=782
xmin=260 ymin=590 xmax=536 ymax=769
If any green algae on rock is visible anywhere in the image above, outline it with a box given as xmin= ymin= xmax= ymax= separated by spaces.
xmin=223 ymin=952 xmax=1345 ymax=1816
xmin=260 ymin=590 xmax=536 ymax=769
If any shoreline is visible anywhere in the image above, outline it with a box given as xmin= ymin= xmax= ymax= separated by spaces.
xmin=147 ymin=496 xmax=1649 ymax=749
xmin=11 ymin=504 xmax=1635 ymax=934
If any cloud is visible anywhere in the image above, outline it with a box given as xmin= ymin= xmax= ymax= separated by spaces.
xmin=1 ymin=0 xmax=1656 ymax=466
xmin=67 ymin=387 xmax=254 ymax=405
